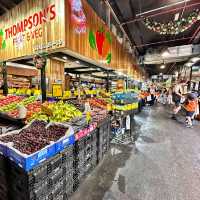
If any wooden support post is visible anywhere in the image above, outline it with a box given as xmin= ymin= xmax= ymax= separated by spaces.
xmin=2 ymin=62 xmax=8 ymax=96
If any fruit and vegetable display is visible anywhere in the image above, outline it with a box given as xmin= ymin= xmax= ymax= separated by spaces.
xmin=28 ymin=101 xmax=82 ymax=123
xmin=0 ymin=96 xmax=24 ymax=108
xmin=91 ymin=107 xmax=108 ymax=124
xmin=89 ymin=98 xmax=108 ymax=109
xmin=0 ymin=120 xmax=69 ymax=155
xmin=0 ymin=96 xmax=40 ymax=119
xmin=67 ymin=99 xmax=85 ymax=112
xmin=112 ymin=92 xmax=138 ymax=104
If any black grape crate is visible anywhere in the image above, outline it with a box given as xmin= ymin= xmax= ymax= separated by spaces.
xmin=0 ymin=193 xmax=8 ymax=200
xmin=7 ymin=152 xmax=67 ymax=189
xmin=47 ymin=179 xmax=65 ymax=200
xmin=0 ymin=155 xmax=8 ymax=200
xmin=0 ymin=155 xmax=7 ymax=170
xmin=74 ymin=130 xmax=97 ymax=153
xmin=9 ymin=175 xmax=66 ymax=200
xmin=84 ymin=130 xmax=97 ymax=145
xmin=74 ymin=137 xmax=85 ymax=153
xmin=9 ymin=180 xmax=48 ymax=200
xmin=73 ymin=178 xmax=80 ymax=192
xmin=61 ymin=146 xmax=74 ymax=161
xmin=64 ymin=174 xmax=74 ymax=198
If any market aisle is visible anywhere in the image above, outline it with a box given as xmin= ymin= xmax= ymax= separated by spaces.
xmin=71 ymin=105 xmax=200 ymax=200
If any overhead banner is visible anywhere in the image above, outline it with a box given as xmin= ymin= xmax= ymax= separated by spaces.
xmin=0 ymin=0 xmax=65 ymax=60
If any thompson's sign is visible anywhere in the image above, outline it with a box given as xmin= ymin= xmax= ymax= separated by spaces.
xmin=0 ymin=0 xmax=65 ymax=60
xmin=5 ymin=4 xmax=56 ymax=46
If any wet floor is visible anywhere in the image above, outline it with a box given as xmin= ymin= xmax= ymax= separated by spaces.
xmin=71 ymin=105 xmax=200 ymax=200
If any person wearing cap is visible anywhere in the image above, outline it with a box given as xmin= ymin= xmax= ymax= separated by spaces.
xmin=183 ymin=93 xmax=198 ymax=128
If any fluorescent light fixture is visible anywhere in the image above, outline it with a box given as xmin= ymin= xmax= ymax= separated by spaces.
xmin=161 ymin=50 xmax=170 ymax=58
xmin=174 ymin=13 xmax=180 ymax=21
xmin=62 ymin=56 xmax=68 ymax=60
xmin=185 ymin=62 xmax=193 ymax=67
xmin=160 ymin=65 xmax=166 ymax=69
xmin=117 ymin=71 xmax=123 ymax=76
xmin=75 ymin=61 xmax=80 ymax=64
xmin=190 ymin=57 xmax=200 ymax=63
xmin=6 ymin=62 xmax=35 ymax=70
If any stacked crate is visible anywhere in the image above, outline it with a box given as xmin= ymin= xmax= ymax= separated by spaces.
xmin=97 ymin=118 xmax=111 ymax=163
xmin=0 ymin=155 xmax=8 ymax=200
xmin=73 ymin=129 xmax=98 ymax=192
xmin=62 ymin=146 xmax=74 ymax=199
xmin=3 ymin=146 xmax=74 ymax=200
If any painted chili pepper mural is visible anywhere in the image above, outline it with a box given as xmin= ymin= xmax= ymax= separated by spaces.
xmin=89 ymin=27 xmax=112 ymax=64
xmin=96 ymin=27 xmax=105 ymax=56
xmin=89 ymin=30 xmax=96 ymax=49
xmin=106 ymin=53 xmax=112 ymax=64
xmin=102 ymin=32 xmax=112 ymax=58
xmin=68 ymin=0 xmax=87 ymax=34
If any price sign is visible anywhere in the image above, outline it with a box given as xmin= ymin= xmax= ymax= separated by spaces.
xmin=52 ymin=84 xmax=63 ymax=97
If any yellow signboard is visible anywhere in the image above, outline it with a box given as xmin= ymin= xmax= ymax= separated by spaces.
xmin=52 ymin=84 xmax=63 ymax=97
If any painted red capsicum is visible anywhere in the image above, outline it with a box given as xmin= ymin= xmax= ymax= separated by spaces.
xmin=96 ymin=27 xmax=105 ymax=56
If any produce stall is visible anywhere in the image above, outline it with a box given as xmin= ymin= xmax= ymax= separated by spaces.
xmin=0 ymin=93 xmax=114 ymax=200
xmin=0 ymin=0 xmax=142 ymax=199
xmin=0 ymin=87 xmax=139 ymax=199
xmin=110 ymin=91 xmax=139 ymax=143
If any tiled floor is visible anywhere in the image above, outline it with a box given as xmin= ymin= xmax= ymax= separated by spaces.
xmin=71 ymin=105 xmax=200 ymax=200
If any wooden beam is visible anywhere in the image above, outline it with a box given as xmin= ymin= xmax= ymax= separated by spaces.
xmin=0 ymin=2 xmax=8 ymax=12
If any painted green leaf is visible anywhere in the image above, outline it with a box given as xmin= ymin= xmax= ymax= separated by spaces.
xmin=2 ymin=40 xmax=6 ymax=49
xmin=89 ymin=30 xmax=96 ymax=49
xmin=106 ymin=32 xmax=112 ymax=44
xmin=106 ymin=53 xmax=112 ymax=64
xmin=0 ymin=29 xmax=3 ymax=36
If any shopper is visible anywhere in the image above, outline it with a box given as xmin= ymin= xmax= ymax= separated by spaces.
xmin=171 ymin=81 xmax=183 ymax=120
xmin=167 ymin=87 xmax=173 ymax=105
xmin=183 ymin=93 xmax=198 ymax=128
xmin=146 ymin=88 xmax=154 ymax=106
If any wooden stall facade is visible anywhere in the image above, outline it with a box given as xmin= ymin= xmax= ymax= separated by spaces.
xmin=0 ymin=0 xmax=65 ymax=60
xmin=0 ymin=0 xmax=143 ymax=81
xmin=65 ymin=0 xmax=141 ymax=79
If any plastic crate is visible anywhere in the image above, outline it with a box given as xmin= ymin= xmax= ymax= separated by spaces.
xmin=7 ymin=151 xmax=69 ymax=191
xmin=47 ymin=179 xmax=65 ymax=200
xmin=8 ymin=169 xmax=66 ymax=200
xmin=0 ymin=124 xmax=75 ymax=172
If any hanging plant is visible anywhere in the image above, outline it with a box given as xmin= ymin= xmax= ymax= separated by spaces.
xmin=33 ymin=52 xmax=48 ymax=69
xmin=144 ymin=9 xmax=200 ymax=35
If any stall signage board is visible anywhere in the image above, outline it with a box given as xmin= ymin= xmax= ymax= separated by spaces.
xmin=0 ymin=0 xmax=65 ymax=60
xmin=52 ymin=84 xmax=63 ymax=97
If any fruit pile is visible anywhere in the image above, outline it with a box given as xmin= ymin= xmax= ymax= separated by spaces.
xmin=89 ymin=98 xmax=108 ymax=109
xmin=0 ymin=96 xmax=39 ymax=119
xmin=0 ymin=120 xmax=69 ymax=155
xmin=91 ymin=107 xmax=108 ymax=124
xmin=0 ymin=96 xmax=24 ymax=109
xmin=67 ymin=99 xmax=85 ymax=112
xmin=29 ymin=101 xmax=82 ymax=123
